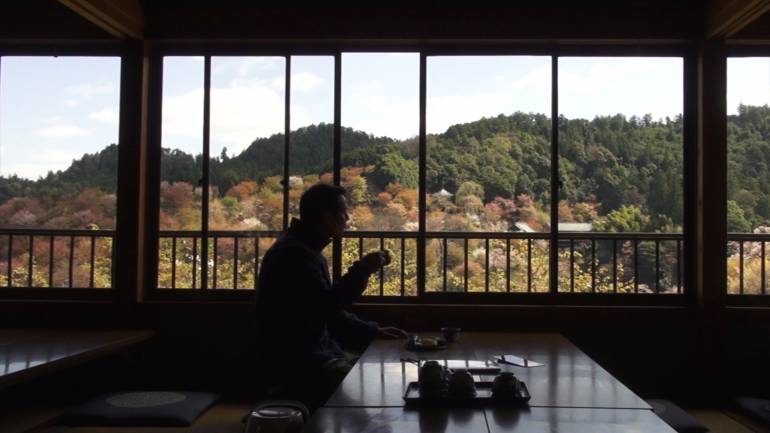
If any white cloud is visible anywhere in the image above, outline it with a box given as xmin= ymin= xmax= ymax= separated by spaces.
xmin=292 ymin=72 xmax=323 ymax=92
xmin=269 ymin=76 xmax=285 ymax=92
xmin=88 ymin=108 xmax=119 ymax=125
xmin=59 ymin=81 xmax=116 ymax=110
xmin=212 ymin=57 xmax=283 ymax=79
xmin=728 ymin=58 xmax=770 ymax=114
xmin=427 ymin=93 xmax=514 ymax=134
xmin=64 ymin=81 xmax=115 ymax=98
xmin=36 ymin=125 xmax=92 ymax=138
xmin=508 ymin=63 xmax=551 ymax=93
xmin=342 ymin=79 xmax=418 ymax=139
xmin=162 ymin=78 xmax=286 ymax=154
xmin=289 ymin=104 xmax=313 ymax=129
xmin=558 ymin=58 xmax=683 ymax=120
xmin=0 ymin=149 xmax=81 ymax=178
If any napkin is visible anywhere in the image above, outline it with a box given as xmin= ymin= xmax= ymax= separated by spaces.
xmin=495 ymin=354 xmax=544 ymax=367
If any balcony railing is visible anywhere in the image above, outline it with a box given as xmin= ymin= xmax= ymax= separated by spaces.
xmin=727 ymin=233 xmax=770 ymax=295
xmin=157 ymin=230 xmax=685 ymax=295
xmin=5 ymin=228 xmax=766 ymax=297
xmin=0 ymin=228 xmax=114 ymax=289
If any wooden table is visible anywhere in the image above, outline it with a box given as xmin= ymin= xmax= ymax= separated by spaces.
xmin=304 ymin=407 xmax=676 ymax=433
xmin=0 ymin=329 xmax=153 ymax=389
xmin=326 ymin=332 xmax=651 ymax=409
xmin=309 ymin=332 xmax=676 ymax=433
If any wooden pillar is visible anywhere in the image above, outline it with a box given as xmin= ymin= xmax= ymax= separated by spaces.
xmin=698 ymin=41 xmax=727 ymax=309
xmin=697 ymin=40 xmax=727 ymax=401
xmin=114 ymin=40 xmax=151 ymax=307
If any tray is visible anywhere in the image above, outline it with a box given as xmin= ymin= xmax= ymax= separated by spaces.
xmin=403 ymin=381 xmax=531 ymax=407
xmin=405 ymin=339 xmax=448 ymax=351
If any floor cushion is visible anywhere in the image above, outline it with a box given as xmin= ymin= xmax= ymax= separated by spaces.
xmin=647 ymin=399 xmax=709 ymax=433
xmin=735 ymin=396 xmax=770 ymax=427
xmin=60 ymin=391 xmax=218 ymax=427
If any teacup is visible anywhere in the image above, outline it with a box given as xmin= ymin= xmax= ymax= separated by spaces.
xmin=441 ymin=327 xmax=461 ymax=343
xmin=448 ymin=370 xmax=476 ymax=397
xmin=492 ymin=372 xmax=522 ymax=400
xmin=419 ymin=360 xmax=446 ymax=385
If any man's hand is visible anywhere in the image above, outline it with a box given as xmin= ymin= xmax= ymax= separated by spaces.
xmin=361 ymin=250 xmax=391 ymax=274
xmin=377 ymin=326 xmax=409 ymax=339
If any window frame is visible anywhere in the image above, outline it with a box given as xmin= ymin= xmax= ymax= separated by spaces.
xmin=0 ymin=42 xmax=126 ymax=301
xmin=724 ymin=44 xmax=770 ymax=308
xmin=145 ymin=42 xmax=697 ymax=306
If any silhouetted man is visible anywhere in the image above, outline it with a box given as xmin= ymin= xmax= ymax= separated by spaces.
xmin=256 ymin=183 xmax=407 ymax=409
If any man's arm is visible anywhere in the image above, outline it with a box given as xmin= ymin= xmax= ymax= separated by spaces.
xmin=329 ymin=251 xmax=391 ymax=308
xmin=329 ymin=260 xmax=372 ymax=308
xmin=327 ymin=309 xmax=379 ymax=352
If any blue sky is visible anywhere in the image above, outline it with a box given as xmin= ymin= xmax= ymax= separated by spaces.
xmin=0 ymin=57 xmax=120 ymax=179
xmin=0 ymin=55 xmax=768 ymax=179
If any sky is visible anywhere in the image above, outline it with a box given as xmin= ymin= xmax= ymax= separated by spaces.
xmin=0 ymin=55 xmax=768 ymax=180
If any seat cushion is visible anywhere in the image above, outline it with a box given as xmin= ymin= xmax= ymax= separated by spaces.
xmin=61 ymin=391 xmax=218 ymax=427
xmin=735 ymin=396 xmax=770 ymax=427
xmin=647 ymin=399 xmax=709 ymax=433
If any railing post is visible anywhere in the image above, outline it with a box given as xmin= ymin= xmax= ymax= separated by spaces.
xmin=200 ymin=55 xmax=211 ymax=290
xmin=27 ymin=236 xmax=34 ymax=288
xmin=417 ymin=53 xmax=427 ymax=297
xmin=332 ymin=52 xmax=342 ymax=282
xmin=233 ymin=236 xmax=239 ymax=290
xmin=48 ymin=236 xmax=54 ymax=288
xmin=6 ymin=235 xmax=12 ymax=287
xmin=549 ymin=55 xmax=559 ymax=294
xmin=505 ymin=238 xmax=511 ymax=293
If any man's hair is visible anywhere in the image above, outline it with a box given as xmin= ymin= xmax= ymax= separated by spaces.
xmin=299 ymin=183 xmax=347 ymax=223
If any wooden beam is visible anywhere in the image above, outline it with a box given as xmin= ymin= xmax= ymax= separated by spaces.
xmin=58 ymin=0 xmax=142 ymax=40
xmin=707 ymin=0 xmax=770 ymax=39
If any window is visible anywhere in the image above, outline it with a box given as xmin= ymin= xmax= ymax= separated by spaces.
xmin=726 ymin=57 xmax=770 ymax=295
xmin=0 ymin=56 xmax=120 ymax=289
xmin=152 ymin=49 xmax=688 ymax=302
xmin=558 ymin=57 xmax=684 ymax=294
xmin=426 ymin=56 xmax=551 ymax=293
xmin=341 ymin=53 xmax=419 ymax=296
xmin=158 ymin=56 xmax=204 ymax=289
xmin=158 ymin=56 xmax=287 ymax=290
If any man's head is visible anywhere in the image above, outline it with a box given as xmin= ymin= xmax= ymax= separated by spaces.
xmin=299 ymin=183 xmax=349 ymax=238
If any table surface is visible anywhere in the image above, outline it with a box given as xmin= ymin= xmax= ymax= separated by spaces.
xmin=325 ymin=332 xmax=651 ymax=410
xmin=0 ymin=329 xmax=153 ymax=388
xmin=304 ymin=407 xmax=677 ymax=433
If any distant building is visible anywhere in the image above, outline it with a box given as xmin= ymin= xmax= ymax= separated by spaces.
xmin=432 ymin=188 xmax=453 ymax=198
xmin=513 ymin=221 xmax=593 ymax=233
xmin=288 ymin=175 xmax=304 ymax=188
xmin=558 ymin=222 xmax=593 ymax=232
xmin=514 ymin=222 xmax=535 ymax=232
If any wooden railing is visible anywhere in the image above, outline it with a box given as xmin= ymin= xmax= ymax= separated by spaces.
xmin=0 ymin=228 xmax=114 ymax=289
xmin=156 ymin=230 xmax=684 ymax=295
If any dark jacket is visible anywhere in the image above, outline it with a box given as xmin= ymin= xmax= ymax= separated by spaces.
xmin=255 ymin=218 xmax=378 ymax=382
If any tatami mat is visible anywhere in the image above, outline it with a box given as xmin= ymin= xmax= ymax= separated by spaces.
xmin=31 ymin=402 xmax=254 ymax=433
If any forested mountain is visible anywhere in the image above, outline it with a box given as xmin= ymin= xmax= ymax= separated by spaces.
xmin=0 ymin=144 xmax=118 ymax=206
xmin=2 ymin=105 xmax=769 ymax=232
xmin=727 ymin=104 xmax=770 ymax=231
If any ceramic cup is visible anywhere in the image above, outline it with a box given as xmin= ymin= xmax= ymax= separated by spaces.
xmin=492 ymin=372 xmax=522 ymax=400
xmin=441 ymin=327 xmax=461 ymax=343
xmin=448 ymin=370 xmax=476 ymax=397
xmin=419 ymin=360 xmax=446 ymax=385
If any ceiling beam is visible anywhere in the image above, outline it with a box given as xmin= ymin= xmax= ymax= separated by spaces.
xmin=707 ymin=0 xmax=770 ymax=39
xmin=58 ymin=0 xmax=143 ymax=40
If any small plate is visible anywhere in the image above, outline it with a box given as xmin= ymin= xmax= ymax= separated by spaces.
xmin=405 ymin=338 xmax=448 ymax=351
